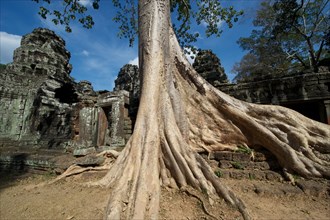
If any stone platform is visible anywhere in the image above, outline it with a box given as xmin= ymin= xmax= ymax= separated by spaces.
xmin=202 ymin=148 xmax=284 ymax=182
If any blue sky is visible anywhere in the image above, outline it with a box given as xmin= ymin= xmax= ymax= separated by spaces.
xmin=0 ymin=0 xmax=262 ymax=91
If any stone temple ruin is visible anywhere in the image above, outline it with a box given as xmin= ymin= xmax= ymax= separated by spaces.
xmin=1 ymin=28 xmax=330 ymax=178
xmin=0 ymin=28 xmax=133 ymax=160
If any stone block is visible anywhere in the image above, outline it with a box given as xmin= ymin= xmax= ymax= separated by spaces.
xmin=248 ymin=170 xmax=266 ymax=181
xmin=253 ymin=152 xmax=267 ymax=162
xmin=296 ymin=180 xmax=329 ymax=197
xmin=232 ymin=153 xmax=251 ymax=162
xmin=213 ymin=151 xmax=232 ymax=161
xmin=219 ymin=160 xmax=233 ymax=169
xmin=252 ymin=161 xmax=271 ymax=170
xmin=265 ymin=171 xmax=283 ymax=182
xmin=73 ymin=147 xmax=96 ymax=156
xmin=229 ymin=171 xmax=249 ymax=180
xmin=75 ymin=155 xmax=105 ymax=167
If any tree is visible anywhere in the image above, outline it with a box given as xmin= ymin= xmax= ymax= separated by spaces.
xmin=234 ymin=0 xmax=329 ymax=81
xmin=33 ymin=0 xmax=330 ymax=219
xmin=273 ymin=0 xmax=329 ymax=72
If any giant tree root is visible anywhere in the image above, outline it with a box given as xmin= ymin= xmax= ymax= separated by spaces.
xmin=48 ymin=150 xmax=119 ymax=184
xmin=85 ymin=4 xmax=330 ymax=219
xmin=83 ymin=1 xmax=330 ymax=219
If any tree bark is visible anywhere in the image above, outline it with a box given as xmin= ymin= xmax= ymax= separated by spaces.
xmin=92 ymin=0 xmax=330 ymax=219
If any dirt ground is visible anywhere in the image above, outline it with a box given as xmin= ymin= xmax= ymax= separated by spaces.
xmin=0 ymin=171 xmax=329 ymax=220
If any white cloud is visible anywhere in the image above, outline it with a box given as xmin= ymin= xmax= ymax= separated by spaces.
xmin=81 ymin=50 xmax=89 ymax=56
xmin=198 ymin=1 xmax=225 ymax=29
xmin=72 ymin=40 xmax=138 ymax=90
xmin=128 ymin=57 xmax=139 ymax=66
xmin=78 ymin=0 xmax=92 ymax=6
xmin=202 ymin=19 xmax=225 ymax=29
xmin=0 ymin=32 xmax=22 ymax=64
xmin=184 ymin=47 xmax=197 ymax=64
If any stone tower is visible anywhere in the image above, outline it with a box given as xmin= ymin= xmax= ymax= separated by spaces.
xmin=193 ymin=50 xmax=228 ymax=86
xmin=0 ymin=28 xmax=78 ymax=148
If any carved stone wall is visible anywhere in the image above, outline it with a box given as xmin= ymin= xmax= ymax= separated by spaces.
xmin=113 ymin=53 xmax=330 ymax=125
xmin=0 ymin=28 xmax=77 ymax=149
xmin=193 ymin=49 xmax=228 ymax=86
xmin=114 ymin=64 xmax=140 ymax=126
xmin=73 ymin=90 xmax=132 ymax=156
xmin=218 ymin=71 xmax=330 ymax=124
xmin=0 ymin=28 xmax=132 ymax=154
xmin=1 ymin=27 xmax=328 ymax=161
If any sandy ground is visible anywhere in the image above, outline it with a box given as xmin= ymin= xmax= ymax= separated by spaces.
xmin=0 ymin=171 xmax=329 ymax=220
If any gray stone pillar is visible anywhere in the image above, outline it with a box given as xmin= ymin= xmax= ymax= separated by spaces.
xmin=73 ymin=107 xmax=98 ymax=156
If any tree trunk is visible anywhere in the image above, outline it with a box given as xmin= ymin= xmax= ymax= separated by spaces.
xmin=93 ymin=0 xmax=330 ymax=219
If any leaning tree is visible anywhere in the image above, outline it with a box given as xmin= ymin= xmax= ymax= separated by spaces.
xmin=33 ymin=0 xmax=330 ymax=219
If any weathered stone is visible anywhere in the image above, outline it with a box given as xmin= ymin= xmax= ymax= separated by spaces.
xmin=265 ymin=171 xmax=283 ymax=181
xmin=296 ymin=180 xmax=329 ymax=197
xmin=74 ymin=155 xmax=105 ymax=166
xmin=232 ymin=152 xmax=251 ymax=162
xmin=253 ymin=151 xmax=267 ymax=162
xmin=219 ymin=161 xmax=233 ymax=169
xmin=218 ymin=71 xmax=330 ymax=124
xmin=77 ymin=80 xmax=97 ymax=96
xmin=97 ymin=90 xmax=131 ymax=147
xmin=213 ymin=151 xmax=232 ymax=161
xmin=73 ymin=147 xmax=96 ymax=156
xmin=0 ymin=28 xmax=79 ymax=149
xmin=114 ymin=64 xmax=140 ymax=123
xmin=193 ymin=50 xmax=229 ymax=86
xmin=248 ymin=170 xmax=266 ymax=181
xmin=229 ymin=170 xmax=249 ymax=179
xmin=252 ymin=162 xmax=271 ymax=171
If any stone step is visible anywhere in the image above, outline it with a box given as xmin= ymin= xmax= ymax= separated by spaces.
xmin=214 ymin=168 xmax=283 ymax=182
xmin=210 ymin=150 xmax=277 ymax=163
xmin=0 ymin=148 xmax=74 ymax=173
xmin=218 ymin=160 xmax=281 ymax=171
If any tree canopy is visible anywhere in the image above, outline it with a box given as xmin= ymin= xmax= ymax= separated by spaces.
xmin=33 ymin=0 xmax=243 ymax=48
xmin=233 ymin=0 xmax=329 ymax=82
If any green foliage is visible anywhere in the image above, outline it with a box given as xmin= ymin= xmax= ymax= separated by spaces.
xmin=231 ymin=161 xmax=244 ymax=170
xmin=111 ymin=0 xmax=138 ymax=47
xmin=0 ymin=63 xmax=6 ymax=71
xmin=33 ymin=0 xmax=100 ymax=33
xmin=214 ymin=170 xmax=222 ymax=178
xmin=248 ymin=173 xmax=255 ymax=180
xmin=233 ymin=0 xmax=329 ymax=82
xmin=235 ymin=145 xmax=253 ymax=155
xmin=172 ymin=0 xmax=243 ymax=48
xmin=33 ymin=0 xmax=243 ymax=48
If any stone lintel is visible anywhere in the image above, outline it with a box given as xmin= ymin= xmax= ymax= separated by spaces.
xmin=97 ymin=90 xmax=130 ymax=107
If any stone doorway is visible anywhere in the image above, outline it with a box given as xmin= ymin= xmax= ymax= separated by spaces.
xmin=96 ymin=106 xmax=112 ymax=147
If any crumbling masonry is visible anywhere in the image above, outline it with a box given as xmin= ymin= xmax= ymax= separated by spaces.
xmin=1 ymin=28 xmax=329 ymax=173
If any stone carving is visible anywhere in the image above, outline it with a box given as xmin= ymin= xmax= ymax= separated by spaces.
xmin=1 ymin=28 xmax=329 ymax=172
xmin=0 ymin=28 xmax=330 ymax=175
xmin=0 ymin=28 xmax=77 ymax=149
xmin=193 ymin=49 xmax=229 ymax=86
xmin=114 ymin=64 xmax=140 ymax=125
xmin=218 ymin=71 xmax=330 ymax=124
xmin=0 ymin=28 xmax=132 ymax=157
